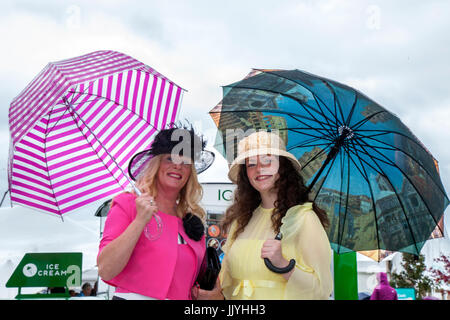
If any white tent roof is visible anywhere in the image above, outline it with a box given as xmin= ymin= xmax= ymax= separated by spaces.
xmin=0 ymin=203 xmax=103 ymax=299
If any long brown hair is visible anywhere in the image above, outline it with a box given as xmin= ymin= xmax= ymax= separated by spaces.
xmin=222 ymin=156 xmax=329 ymax=240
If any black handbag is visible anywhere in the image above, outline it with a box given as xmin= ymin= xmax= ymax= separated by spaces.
xmin=196 ymin=247 xmax=221 ymax=290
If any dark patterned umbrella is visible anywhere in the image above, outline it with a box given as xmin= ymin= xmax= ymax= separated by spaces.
xmin=210 ymin=69 xmax=449 ymax=258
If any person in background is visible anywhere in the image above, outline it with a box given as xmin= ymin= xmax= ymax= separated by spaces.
xmin=90 ymin=281 xmax=98 ymax=296
xmin=97 ymin=125 xmax=214 ymax=300
xmin=370 ymin=272 xmax=398 ymax=300
xmin=77 ymin=283 xmax=92 ymax=297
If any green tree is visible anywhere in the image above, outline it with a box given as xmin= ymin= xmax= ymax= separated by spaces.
xmin=389 ymin=253 xmax=435 ymax=299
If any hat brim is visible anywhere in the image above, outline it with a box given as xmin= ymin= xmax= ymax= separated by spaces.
xmin=128 ymin=149 xmax=215 ymax=181
xmin=227 ymin=148 xmax=302 ymax=183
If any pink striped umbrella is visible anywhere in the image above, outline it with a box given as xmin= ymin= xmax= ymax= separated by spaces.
xmin=8 ymin=50 xmax=185 ymax=217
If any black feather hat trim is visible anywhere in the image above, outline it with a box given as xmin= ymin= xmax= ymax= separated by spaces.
xmin=128 ymin=122 xmax=215 ymax=180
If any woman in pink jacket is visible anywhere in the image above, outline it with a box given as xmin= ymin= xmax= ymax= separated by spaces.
xmin=97 ymin=125 xmax=214 ymax=300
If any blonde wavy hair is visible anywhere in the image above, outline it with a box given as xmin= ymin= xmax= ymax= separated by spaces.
xmin=135 ymin=154 xmax=206 ymax=220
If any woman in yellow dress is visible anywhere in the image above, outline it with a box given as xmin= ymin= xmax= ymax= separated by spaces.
xmin=194 ymin=131 xmax=333 ymax=300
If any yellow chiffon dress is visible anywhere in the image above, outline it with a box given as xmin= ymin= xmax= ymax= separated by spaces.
xmin=220 ymin=203 xmax=333 ymax=300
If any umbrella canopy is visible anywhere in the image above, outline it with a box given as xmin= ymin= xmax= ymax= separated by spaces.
xmin=209 ymin=69 xmax=449 ymax=258
xmin=9 ymin=50 xmax=184 ymax=216
xmin=358 ymin=249 xmax=395 ymax=262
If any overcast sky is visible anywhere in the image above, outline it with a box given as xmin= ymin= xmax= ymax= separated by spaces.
xmin=0 ymin=0 xmax=449 ymax=278
xmin=1 ymin=0 xmax=450 ymax=188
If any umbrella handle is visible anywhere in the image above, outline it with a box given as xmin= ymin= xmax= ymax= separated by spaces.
xmin=133 ymin=185 xmax=142 ymax=196
xmin=263 ymin=232 xmax=296 ymax=274
xmin=133 ymin=185 xmax=163 ymax=241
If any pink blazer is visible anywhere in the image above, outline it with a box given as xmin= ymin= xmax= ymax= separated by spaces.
xmin=98 ymin=192 xmax=206 ymax=299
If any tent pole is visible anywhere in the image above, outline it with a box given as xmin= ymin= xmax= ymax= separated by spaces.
xmin=0 ymin=190 xmax=9 ymax=207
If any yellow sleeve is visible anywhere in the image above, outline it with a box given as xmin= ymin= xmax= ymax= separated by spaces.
xmin=219 ymin=221 xmax=237 ymax=299
xmin=280 ymin=204 xmax=333 ymax=300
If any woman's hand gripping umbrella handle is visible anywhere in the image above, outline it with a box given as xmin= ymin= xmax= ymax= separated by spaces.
xmin=263 ymin=232 xmax=296 ymax=274
xmin=132 ymin=184 xmax=163 ymax=241
xmin=133 ymin=185 xmax=142 ymax=197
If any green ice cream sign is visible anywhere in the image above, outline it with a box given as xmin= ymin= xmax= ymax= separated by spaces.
xmin=6 ymin=252 xmax=82 ymax=289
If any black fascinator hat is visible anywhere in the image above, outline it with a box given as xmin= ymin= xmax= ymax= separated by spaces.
xmin=128 ymin=123 xmax=215 ymax=180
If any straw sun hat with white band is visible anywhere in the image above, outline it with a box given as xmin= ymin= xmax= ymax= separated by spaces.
xmin=228 ymin=131 xmax=302 ymax=183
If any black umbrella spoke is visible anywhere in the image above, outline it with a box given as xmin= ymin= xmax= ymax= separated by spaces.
xmin=355 ymin=132 xmax=398 ymax=148
xmin=49 ymin=84 xmax=92 ymax=136
xmin=73 ymin=80 xmax=94 ymax=95
xmin=351 ymin=110 xmax=391 ymax=131
xmin=287 ymin=113 xmax=337 ymax=131
xmin=332 ymin=145 xmax=348 ymax=252
xmin=288 ymin=141 xmax=335 ymax=151
xmin=66 ymin=105 xmax=128 ymax=194
xmin=65 ymin=95 xmax=103 ymax=107
xmin=295 ymin=78 xmax=343 ymax=129
xmin=230 ymin=84 xmax=337 ymax=130
xmin=357 ymin=140 xmax=445 ymax=217
xmin=352 ymin=137 xmax=409 ymax=169
xmin=352 ymin=132 xmax=397 ymax=153
xmin=337 ymin=144 xmax=352 ymax=252
xmin=344 ymin=91 xmax=359 ymax=128
xmin=357 ymin=132 xmax=432 ymax=166
xmin=345 ymin=147 xmax=386 ymax=178
xmin=353 ymin=131 xmax=392 ymax=145
xmin=275 ymin=127 xmax=334 ymax=143
xmin=356 ymin=129 xmax=429 ymax=156
xmin=259 ymin=70 xmax=342 ymax=131
xmin=322 ymin=79 xmax=347 ymax=129
xmin=353 ymin=133 xmax=400 ymax=152
xmin=67 ymin=85 xmax=80 ymax=104
xmin=350 ymin=143 xmax=396 ymax=168
xmin=311 ymin=93 xmax=341 ymax=135
xmin=42 ymin=112 xmax=63 ymax=217
xmin=355 ymin=137 xmax=448 ymax=198
xmin=46 ymin=104 xmax=71 ymax=137
xmin=353 ymin=130 xmax=391 ymax=138
xmin=352 ymin=139 xmax=421 ymax=254
xmin=286 ymin=113 xmax=337 ymax=134
xmin=312 ymin=149 xmax=339 ymax=203
xmin=281 ymin=91 xmax=339 ymax=136
xmin=286 ymin=135 xmax=327 ymax=148
xmin=281 ymin=126 xmax=334 ymax=133
xmin=287 ymin=115 xmax=336 ymax=140
xmin=214 ymin=108 xmax=334 ymax=132
xmin=358 ymin=133 xmax=427 ymax=164
xmin=298 ymin=142 xmax=334 ymax=172
xmin=355 ymin=142 xmax=396 ymax=153
xmin=355 ymin=129 xmax=446 ymax=189
xmin=354 ymin=131 xmax=441 ymax=171
xmin=346 ymin=141 xmax=382 ymax=251
xmin=335 ymin=144 xmax=345 ymax=251
xmin=343 ymin=145 xmax=369 ymax=184
xmin=289 ymin=128 xmax=334 ymax=142
xmin=356 ymin=139 xmax=445 ymax=240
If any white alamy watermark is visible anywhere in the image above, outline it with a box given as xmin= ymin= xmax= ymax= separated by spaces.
xmin=65 ymin=5 xmax=81 ymax=30
xmin=169 ymin=125 xmax=283 ymax=166
xmin=366 ymin=5 xmax=381 ymax=31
